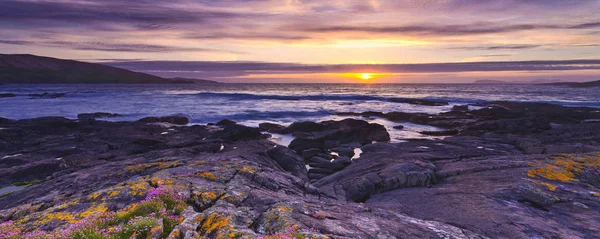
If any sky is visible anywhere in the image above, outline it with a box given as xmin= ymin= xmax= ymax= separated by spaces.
xmin=1 ymin=0 xmax=600 ymax=83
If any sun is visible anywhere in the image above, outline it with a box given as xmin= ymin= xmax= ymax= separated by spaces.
xmin=360 ymin=73 xmax=373 ymax=80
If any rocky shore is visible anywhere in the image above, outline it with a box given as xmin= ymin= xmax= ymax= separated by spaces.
xmin=1 ymin=101 xmax=600 ymax=238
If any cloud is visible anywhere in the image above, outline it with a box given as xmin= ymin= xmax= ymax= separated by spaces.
xmin=446 ymin=43 xmax=600 ymax=51
xmin=184 ymin=33 xmax=311 ymax=41
xmin=0 ymin=0 xmax=233 ymax=24
xmin=0 ymin=39 xmax=30 ymax=45
xmin=301 ymin=21 xmax=600 ymax=37
xmin=477 ymin=54 xmax=513 ymax=57
xmin=105 ymin=59 xmax=600 ymax=79
xmin=447 ymin=44 xmax=544 ymax=51
xmin=0 ymin=0 xmax=598 ymax=66
xmin=0 ymin=39 xmax=234 ymax=53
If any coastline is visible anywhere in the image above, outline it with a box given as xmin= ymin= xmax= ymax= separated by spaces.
xmin=1 ymin=100 xmax=599 ymax=238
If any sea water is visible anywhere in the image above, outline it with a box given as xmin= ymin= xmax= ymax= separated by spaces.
xmin=1 ymin=83 xmax=599 ymax=141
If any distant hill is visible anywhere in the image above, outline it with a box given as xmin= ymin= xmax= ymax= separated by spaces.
xmin=540 ymin=80 xmax=600 ymax=88
xmin=528 ymin=79 xmax=563 ymax=84
xmin=0 ymin=54 xmax=195 ymax=84
xmin=170 ymin=77 xmax=220 ymax=84
xmin=472 ymin=80 xmax=509 ymax=84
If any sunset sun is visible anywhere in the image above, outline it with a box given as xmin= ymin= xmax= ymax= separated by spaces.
xmin=360 ymin=73 xmax=373 ymax=80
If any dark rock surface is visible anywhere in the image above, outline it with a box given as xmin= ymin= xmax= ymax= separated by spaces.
xmin=0 ymin=93 xmax=16 ymax=98
xmin=288 ymin=119 xmax=390 ymax=153
xmin=138 ymin=115 xmax=190 ymax=125
xmin=0 ymin=117 xmax=486 ymax=238
xmin=267 ymin=147 xmax=309 ymax=181
xmin=215 ymin=119 xmax=236 ymax=126
xmin=211 ymin=123 xmax=267 ymax=141
xmin=258 ymin=122 xmax=286 ymax=133
xmin=27 ymin=92 xmax=66 ymax=99
xmin=393 ymin=125 xmax=405 ymax=129
xmin=451 ymin=105 xmax=469 ymax=111
xmin=1 ymin=101 xmax=600 ymax=238
xmin=77 ymin=112 xmax=122 ymax=121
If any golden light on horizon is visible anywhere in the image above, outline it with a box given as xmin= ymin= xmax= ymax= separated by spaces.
xmin=360 ymin=73 xmax=373 ymax=80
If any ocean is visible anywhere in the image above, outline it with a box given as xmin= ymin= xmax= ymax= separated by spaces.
xmin=1 ymin=83 xmax=599 ymax=142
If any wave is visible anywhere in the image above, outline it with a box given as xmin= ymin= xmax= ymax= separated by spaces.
xmin=187 ymin=92 xmax=600 ymax=108
xmin=190 ymin=92 xmax=457 ymax=104
xmin=190 ymin=110 xmax=333 ymax=123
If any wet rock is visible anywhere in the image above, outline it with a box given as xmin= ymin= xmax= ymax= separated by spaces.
xmin=420 ymin=129 xmax=459 ymax=136
xmin=308 ymin=167 xmax=335 ymax=174
xmin=323 ymin=140 xmax=340 ymax=148
xmin=452 ymin=105 xmax=469 ymax=111
xmin=0 ymin=117 xmax=13 ymax=124
xmin=340 ymin=142 xmax=362 ymax=148
xmin=331 ymin=147 xmax=354 ymax=157
xmin=393 ymin=125 xmax=405 ymax=129
xmin=301 ymin=148 xmax=321 ymax=159
xmin=138 ymin=115 xmax=189 ymax=125
xmin=77 ymin=112 xmax=121 ymax=121
xmin=309 ymin=161 xmax=345 ymax=171
xmin=334 ymin=156 xmax=352 ymax=166
xmin=211 ymin=124 xmax=265 ymax=141
xmin=216 ymin=119 xmax=236 ymax=126
xmin=267 ymin=147 xmax=309 ymax=181
xmin=309 ymin=156 xmax=331 ymax=164
xmin=475 ymin=101 xmax=600 ymax=123
xmin=315 ymin=153 xmax=333 ymax=160
xmin=288 ymin=119 xmax=390 ymax=153
xmin=27 ymin=93 xmax=66 ymax=99
xmin=288 ymin=138 xmax=323 ymax=153
xmin=308 ymin=173 xmax=328 ymax=180
xmin=286 ymin=121 xmax=324 ymax=133
xmin=2 ymin=101 xmax=600 ymax=238
xmin=466 ymin=117 xmax=551 ymax=134
xmin=258 ymin=122 xmax=286 ymax=133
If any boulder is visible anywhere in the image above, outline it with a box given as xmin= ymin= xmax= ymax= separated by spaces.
xmin=316 ymin=153 xmax=333 ymax=160
xmin=308 ymin=161 xmax=345 ymax=171
xmin=340 ymin=142 xmax=362 ymax=148
xmin=267 ymin=147 xmax=309 ymax=181
xmin=420 ymin=129 xmax=459 ymax=136
xmin=77 ymin=112 xmax=121 ymax=121
xmin=0 ymin=117 xmax=14 ymax=124
xmin=216 ymin=119 xmax=236 ymax=126
xmin=258 ymin=123 xmax=286 ymax=133
xmin=323 ymin=140 xmax=340 ymax=148
xmin=452 ymin=105 xmax=469 ymax=111
xmin=138 ymin=115 xmax=189 ymax=125
xmin=335 ymin=156 xmax=352 ymax=166
xmin=211 ymin=124 xmax=265 ymax=141
xmin=331 ymin=147 xmax=354 ymax=157
xmin=286 ymin=121 xmax=324 ymax=133
xmin=301 ymin=148 xmax=321 ymax=159
xmin=309 ymin=156 xmax=331 ymax=164
xmin=288 ymin=119 xmax=390 ymax=153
